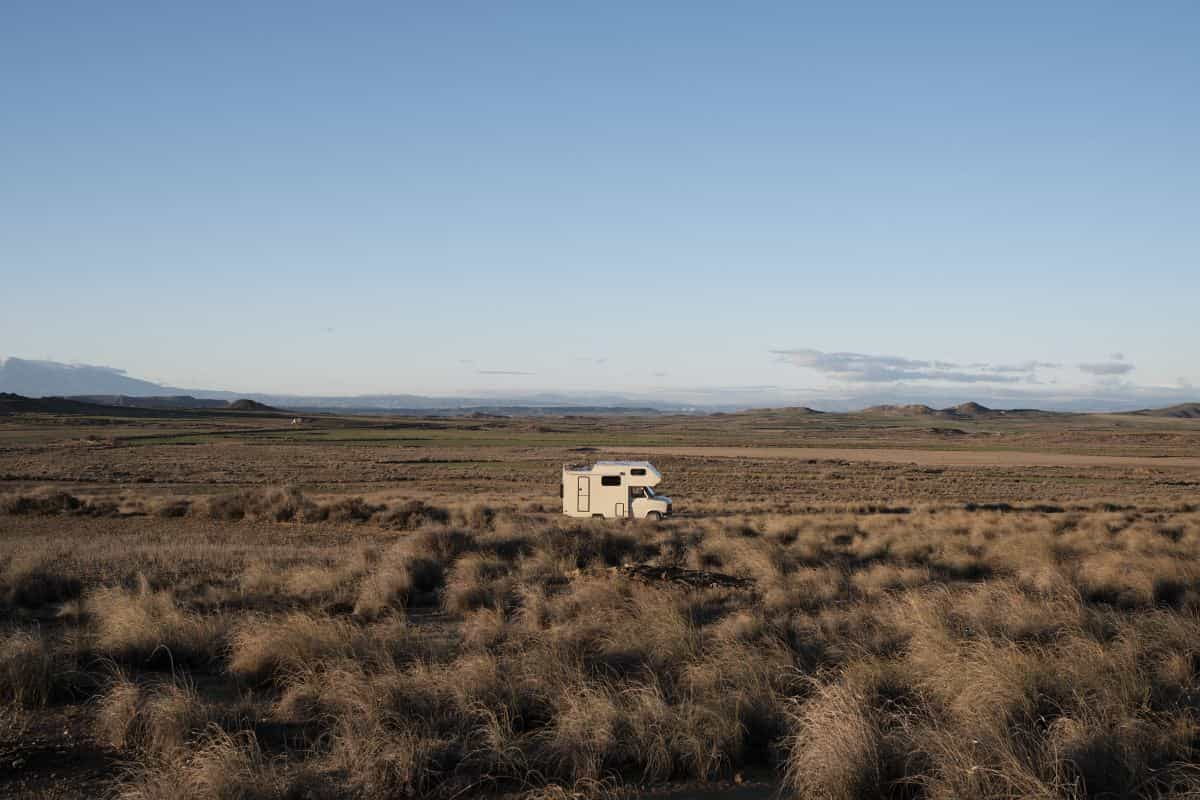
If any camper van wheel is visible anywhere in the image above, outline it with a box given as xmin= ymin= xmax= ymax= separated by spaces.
xmin=645 ymin=511 xmax=662 ymax=521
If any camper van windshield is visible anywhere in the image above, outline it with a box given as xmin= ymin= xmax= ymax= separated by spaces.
xmin=644 ymin=487 xmax=655 ymax=498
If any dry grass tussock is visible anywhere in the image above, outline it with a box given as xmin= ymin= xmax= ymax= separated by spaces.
xmin=115 ymin=727 xmax=297 ymax=800
xmin=6 ymin=505 xmax=1200 ymax=798
xmin=202 ymin=487 xmax=458 ymax=530
xmin=0 ymin=487 xmax=120 ymax=516
xmin=0 ymin=485 xmax=465 ymax=532
xmin=0 ymin=628 xmax=82 ymax=706
xmin=87 ymin=577 xmax=228 ymax=669
xmin=2 ymin=550 xmax=83 ymax=610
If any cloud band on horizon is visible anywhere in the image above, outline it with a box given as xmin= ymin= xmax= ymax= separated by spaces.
xmin=773 ymin=348 xmax=1129 ymax=384
xmin=1079 ymin=360 xmax=1135 ymax=376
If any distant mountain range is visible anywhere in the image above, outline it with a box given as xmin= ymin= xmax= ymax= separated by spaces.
xmin=0 ymin=392 xmax=285 ymax=418
xmin=857 ymin=402 xmax=1052 ymax=419
xmin=0 ymin=358 xmax=686 ymax=413
xmin=1128 ymin=403 xmax=1200 ymax=419
xmin=2 ymin=357 xmax=1197 ymax=416
xmin=857 ymin=401 xmax=1200 ymax=419
xmin=4 ymin=390 xmax=1198 ymax=421
xmin=0 ymin=358 xmax=177 ymax=397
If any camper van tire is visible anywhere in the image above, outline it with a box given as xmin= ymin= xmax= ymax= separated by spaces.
xmin=645 ymin=511 xmax=662 ymax=521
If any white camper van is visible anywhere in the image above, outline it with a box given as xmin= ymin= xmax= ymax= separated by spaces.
xmin=562 ymin=461 xmax=673 ymax=520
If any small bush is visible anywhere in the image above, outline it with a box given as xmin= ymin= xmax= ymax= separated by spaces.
xmin=0 ymin=490 xmax=118 ymax=516
xmin=205 ymin=486 xmax=316 ymax=522
xmin=0 ymin=630 xmax=73 ymax=706
xmin=379 ymin=500 xmax=451 ymax=530
xmin=444 ymin=553 xmax=514 ymax=614
xmin=89 ymin=582 xmax=227 ymax=669
xmin=115 ymin=727 xmax=290 ymax=800
xmin=784 ymin=665 xmax=914 ymax=800
xmin=3 ymin=567 xmax=82 ymax=609
xmin=310 ymin=496 xmax=386 ymax=523
xmin=417 ymin=527 xmax=478 ymax=562
xmin=95 ymin=672 xmax=143 ymax=749
xmin=96 ymin=673 xmax=218 ymax=759
xmin=206 ymin=491 xmax=255 ymax=521
xmin=466 ymin=504 xmax=497 ymax=530
xmin=154 ymin=499 xmax=192 ymax=518
xmin=229 ymin=612 xmax=369 ymax=685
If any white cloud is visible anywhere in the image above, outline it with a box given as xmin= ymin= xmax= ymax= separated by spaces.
xmin=1079 ymin=361 xmax=1135 ymax=376
xmin=771 ymin=348 xmax=1053 ymax=384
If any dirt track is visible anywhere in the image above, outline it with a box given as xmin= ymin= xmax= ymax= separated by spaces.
xmin=608 ymin=446 xmax=1200 ymax=470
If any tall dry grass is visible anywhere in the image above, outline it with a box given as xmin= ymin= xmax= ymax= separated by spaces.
xmin=6 ymin=503 xmax=1200 ymax=798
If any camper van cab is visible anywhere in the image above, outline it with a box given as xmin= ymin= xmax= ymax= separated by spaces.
xmin=562 ymin=461 xmax=672 ymax=520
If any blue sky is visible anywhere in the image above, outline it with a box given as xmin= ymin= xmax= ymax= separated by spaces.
xmin=1 ymin=2 xmax=1197 ymax=407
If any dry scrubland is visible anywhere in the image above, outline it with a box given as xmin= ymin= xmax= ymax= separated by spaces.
xmin=2 ymin=408 xmax=1200 ymax=799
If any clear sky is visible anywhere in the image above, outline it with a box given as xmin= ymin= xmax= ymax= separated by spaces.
xmin=2 ymin=2 xmax=1197 ymax=407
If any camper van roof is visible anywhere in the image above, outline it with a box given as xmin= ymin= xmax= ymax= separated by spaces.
xmin=562 ymin=460 xmax=659 ymax=472
xmin=562 ymin=460 xmax=662 ymax=487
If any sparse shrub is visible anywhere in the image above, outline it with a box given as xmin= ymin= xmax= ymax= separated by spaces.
xmin=461 ymin=607 xmax=509 ymax=650
xmin=115 ymin=727 xmax=289 ymax=800
xmin=282 ymin=564 xmax=350 ymax=599
xmin=96 ymin=672 xmax=216 ymax=759
xmin=379 ymin=500 xmax=451 ymax=530
xmin=417 ymin=527 xmax=478 ymax=562
xmin=352 ymin=549 xmax=451 ymax=618
xmin=206 ymin=490 xmax=254 ymax=521
xmin=597 ymin=529 xmax=641 ymax=566
xmin=537 ymin=683 xmax=620 ymax=781
xmin=1076 ymin=551 xmax=1157 ymax=609
xmin=88 ymin=582 xmax=227 ymax=668
xmin=310 ymin=496 xmax=386 ymax=523
xmin=205 ymin=486 xmax=317 ymax=522
xmin=228 ymin=612 xmax=369 ymax=685
xmin=3 ymin=565 xmax=82 ymax=609
xmin=0 ymin=489 xmax=119 ymax=516
xmin=255 ymin=486 xmax=317 ymax=522
xmin=408 ymin=556 xmax=448 ymax=598
xmin=2 ymin=491 xmax=85 ymax=514
xmin=154 ymin=498 xmax=192 ymax=518
xmin=444 ymin=553 xmax=514 ymax=613
xmin=851 ymin=563 xmax=932 ymax=598
xmin=354 ymin=565 xmax=413 ymax=618
xmin=784 ymin=663 xmax=918 ymax=800
xmin=0 ymin=629 xmax=71 ymax=706
xmin=239 ymin=555 xmax=368 ymax=606
xmin=453 ymin=503 xmax=497 ymax=530
xmin=478 ymin=526 xmax=536 ymax=560
xmin=331 ymin=722 xmax=462 ymax=799
xmin=95 ymin=671 xmax=143 ymax=749
xmin=535 ymin=525 xmax=646 ymax=570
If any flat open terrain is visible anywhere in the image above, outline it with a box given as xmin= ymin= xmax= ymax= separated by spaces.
xmin=615 ymin=445 xmax=1200 ymax=469
xmin=2 ymin=405 xmax=1200 ymax=799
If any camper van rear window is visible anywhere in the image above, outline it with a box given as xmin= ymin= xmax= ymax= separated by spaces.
xmin=601 ymin=476 xmax=621 ymax=486
xmin=630 ymin=468 xmax=646 ymax=476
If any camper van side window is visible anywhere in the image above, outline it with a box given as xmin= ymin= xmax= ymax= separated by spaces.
xmin=601 ymin=476 xmax=621 ymax=486
xmin=630 ymin=468 xmax=646 ymax=476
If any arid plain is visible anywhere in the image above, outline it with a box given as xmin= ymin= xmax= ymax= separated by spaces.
xmin=3 ymin=402 xmax=1200 ymax=799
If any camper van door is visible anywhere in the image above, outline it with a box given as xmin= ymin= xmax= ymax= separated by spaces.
xmin=577 ymin=476 xmax=590 ymax=513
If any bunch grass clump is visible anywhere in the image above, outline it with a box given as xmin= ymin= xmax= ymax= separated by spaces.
xmin=6 ymin=495 xmax=1200 ymax=800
